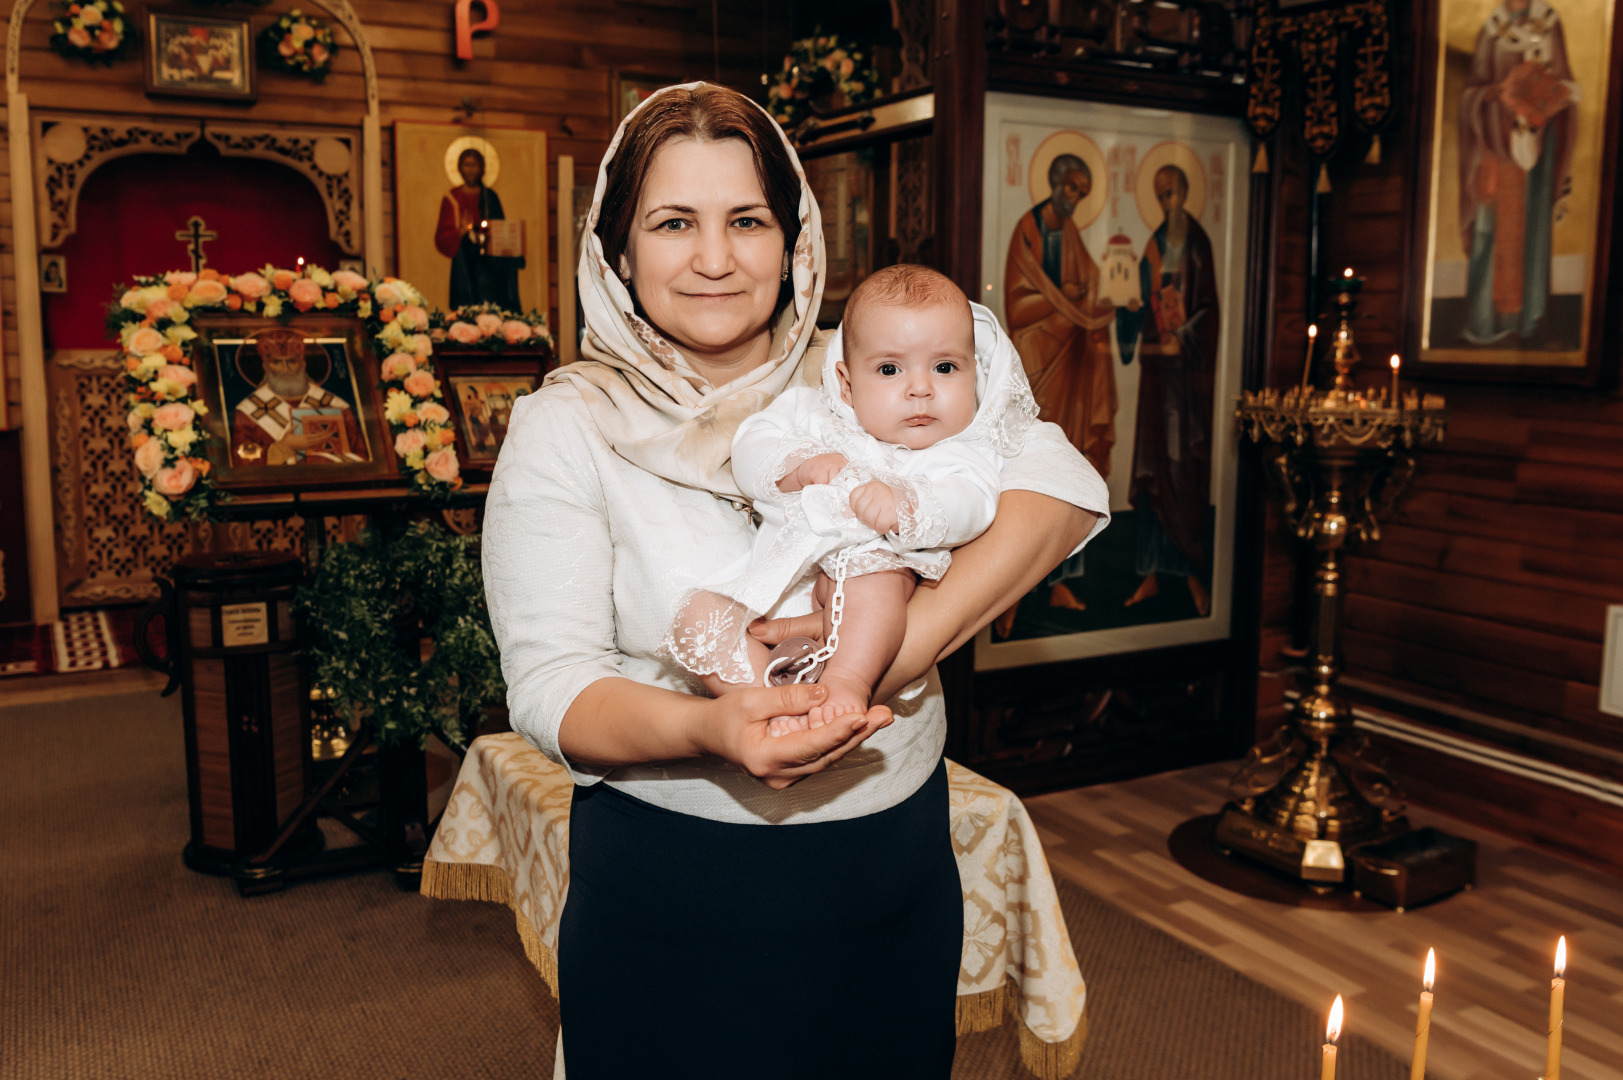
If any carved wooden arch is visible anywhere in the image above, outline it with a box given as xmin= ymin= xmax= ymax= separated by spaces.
xmin=33 ymin=115 xmax=366 ymax=255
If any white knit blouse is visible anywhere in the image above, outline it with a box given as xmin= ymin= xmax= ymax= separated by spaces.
xmin=482 ymin=381 xmax=1110 ymax=825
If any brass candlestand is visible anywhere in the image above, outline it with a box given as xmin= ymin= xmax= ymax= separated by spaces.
xmin=1217 ymin=275 xmax=1447 ymax=885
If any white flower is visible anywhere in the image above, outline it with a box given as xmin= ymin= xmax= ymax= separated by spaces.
xmin=165 ymin=427 xmax=199 ymax=452
xmin=143 ymin=489 xmax=171 ymax=518
xmin=263 ymin=297 xmax=283 ymax=318
xmin=309 ymin=266 xmax=334 ymax=288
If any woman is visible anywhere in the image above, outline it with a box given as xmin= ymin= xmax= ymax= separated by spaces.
xmin=433 ymin=147 xmax=523 ymax=309
xmin=482 ymin=83 xmax=1108 ymax=1079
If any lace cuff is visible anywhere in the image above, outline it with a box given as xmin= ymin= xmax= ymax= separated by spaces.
xmin=663 ymin=589 xmax=758 ymax=687
xmin=889 ymin=474 xmax=950 ymax=550
xmin=748 ymin=434 xmax=833 ymax=506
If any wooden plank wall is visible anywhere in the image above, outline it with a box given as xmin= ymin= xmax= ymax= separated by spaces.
xmin=1263 ymin=98 xmax=1623 ymax=868
xmin=2 ymin=0 xmax=793 ymax=415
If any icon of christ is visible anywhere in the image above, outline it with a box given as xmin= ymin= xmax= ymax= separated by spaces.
xmin=230 ymin=328 xmax=367 ymax=467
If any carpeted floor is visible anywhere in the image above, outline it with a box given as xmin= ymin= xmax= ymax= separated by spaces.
xmin=2 ymin=688 xmax=1407 ymax=1079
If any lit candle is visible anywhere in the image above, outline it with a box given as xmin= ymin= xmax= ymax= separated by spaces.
xmin=1391 ymin=354 xmax=1402 ymax=409
xmin=1301 ymin=324 xmax=1319 ymax=394
xmin=1546 ymin=936 xmax=1566 ymax=1080
xmin=1322 ymin=995 xmax=1343 ymax=1080
xmin=1344 ymin=267 xmax=1354 ymax=278
xmin=1411 ymin=949 xmax=1435 ymax=1080
xmin=296 ymin=257 xmax=305 ymax=273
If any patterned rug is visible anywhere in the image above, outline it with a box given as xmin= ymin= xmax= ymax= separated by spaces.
xmin=0 ymin=607 xmax=156 ymax=679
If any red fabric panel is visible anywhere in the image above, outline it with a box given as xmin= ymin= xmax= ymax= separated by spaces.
xmin=44 ymin=150 xmax=349 ymax=350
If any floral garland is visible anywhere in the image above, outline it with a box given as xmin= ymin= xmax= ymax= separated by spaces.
xmin=49 ymin=0 xmax=136 ymax=65
xmin=113 ymin=266 xmax=460 ymax=522
xmin=435 ymin=303 xmax=554 ymax=353
xmin=766 ymin=32 xmax=878 ymax=129
xmin=257 ymin=10 xmax=336 ymax=82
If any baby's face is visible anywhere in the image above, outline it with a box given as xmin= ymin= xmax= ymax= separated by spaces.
xmin=837 ymin=302 xmax=976 ymax=450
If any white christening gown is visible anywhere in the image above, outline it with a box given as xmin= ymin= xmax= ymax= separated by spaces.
xmin=665 ymin=302 xmax=1041 ymax=686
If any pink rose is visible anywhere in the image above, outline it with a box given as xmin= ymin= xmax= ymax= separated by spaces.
xmin=127 ymin=326 xmax=166 ymax=356
xmin=126 ymin=409 xmax=147 ymax=433
xmin=188 ymin=280 xmax=227 ymax=305
xmin=164 ymin=271 xmax=198 ymax=288
xmin=417 ymin=402 xmax=451 ymax=425
xmin=288 ymin=278 xmax=323 ymax=310
xmin=134 ymin=438 xmax=168 ymax=478
xmin=145 ymin=297 xmax=176 ymax=321
xmin=152 ymin=458 xmax=196 ymax=497
xmin=394 ymin=429 xmax=428 ymax=457
xmin=400 ymin=305 xmax=430 ymax=330
xmin=380 ymin=352 xmax=417 ymax=381
xmin=501 ymin=319 xmax=534 ymax=344
xmin=403 ymin=370 xmax=436 ymax=398
xmin=424 ymin=448 xmax=460 ymax=482
xmin=474 ymin=313 xmax=504 ymax=337
xmin=410 ymin=334 xmax=433 ymax=358
xmin=374 ymin=282 xmax=404 ymax=307
xmin=309 ymin=43 xmax=329 ymax=65
xmin=332 ymin=270 xmax=368 ymax=293
xmin=233 ymin=272 xmax=271 ymax=300
xmin=158 ymin=365 xmax=197 ymax=389
xmin=447 ymin=321 xmax=481 ymax=345
xmin=151 ymin=403 xmax=196 ymax=431
xmin=67 ymin=25 xmax=91 ymax=47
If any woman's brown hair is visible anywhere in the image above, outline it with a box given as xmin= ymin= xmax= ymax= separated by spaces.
xmin=594 ymin=83 xmax=802 ymax=285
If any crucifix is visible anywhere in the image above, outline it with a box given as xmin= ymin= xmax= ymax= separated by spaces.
xmin=174 ymin=216 xmax=217 ymax=273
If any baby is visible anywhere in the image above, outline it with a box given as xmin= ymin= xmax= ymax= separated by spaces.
xmin=666 ymin=264 xmax=1038 ymax=731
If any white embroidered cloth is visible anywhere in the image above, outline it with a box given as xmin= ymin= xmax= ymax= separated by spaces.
xmin=422 ymin=734 xmax=1088 ymax=1079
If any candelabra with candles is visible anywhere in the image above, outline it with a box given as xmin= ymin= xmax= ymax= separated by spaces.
xmin=1217 ymin=269 xmax=1448 ymax=886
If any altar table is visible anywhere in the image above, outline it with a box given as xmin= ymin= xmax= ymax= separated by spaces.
xmin=422 ymin=734 xmax=1087 ymax=1079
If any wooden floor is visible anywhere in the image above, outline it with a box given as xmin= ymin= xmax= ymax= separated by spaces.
xmin=1026 ymin=764 xmax=1623 ymax=1080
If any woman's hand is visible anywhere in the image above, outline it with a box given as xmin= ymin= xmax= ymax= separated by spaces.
xmin=691 ymin=682 xmax=892 ymax=790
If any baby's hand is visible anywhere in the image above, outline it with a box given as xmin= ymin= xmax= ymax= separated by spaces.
xmin=850 ymin=480 xmax=899 ymax=534
xmin=779 ymin=453 xmax=848 ymax=492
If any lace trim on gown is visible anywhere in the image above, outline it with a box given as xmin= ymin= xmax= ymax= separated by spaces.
xmin=662 ymin=589 xmax=758 ymax=686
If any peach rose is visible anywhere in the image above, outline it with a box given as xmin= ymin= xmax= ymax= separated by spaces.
xmin=332 ymin=270 xmax=368 ymax=293
xmin=417 ymin=402 xmax=451 ymax=425
xmin=272 ymin=270 xmax=297 ymax=292
xmin=403 ymin=370 xmax=436 ymax=398
xmin=288 ymin=278 xmax=323 ymax=310
xmin=126 ymin=409 xmax=147 ymax=433
xmin=279 ymin=35 xmax=297 ymax=57
xmin=164 ymin=271 xmax=198 ymax=288
xmin=309 ymin=43 xmax=329 ymax=65
xmin=146 ymin=297 xmax=176 ymax=321
xmin=380 ymin=352 xmax=417 ymax=381
xmin=134 ymin=437 xmax=168 ymax=478
xmin=394 ymin=429 xmax=427 ymax=457
xmin=151 ymin=403 xmax=196 ymax=431
xmin=400 ymin=305 xmax=430 ymax=331
xmin=233 ymin=272 xmax=271 ymax=299
xmin=374 ymin=282 xmax=404 ymax=307
xmin=501 ymin=319 xmax=534 ymax=345
xmin=410 ymin=334 xmax=433 ymax=358
xmin=474 ymin=313 xmax=504 ymax=337
xmin=424 ymin=448 xmax=460 ymax=482
xmin=96 ymin=27 xmax=117 ymax=48
xmin=158 ymin=365 xmax=197 ymax=389
xmin=127 ymin=326 xmax=166 ymax=356
xmin=67 ymin=25 xmax=91 ymax=47
xmin=447 ymin=321 xmax=481 ymax=345
xmin=167 ymin=282 xmax=189 ymax=301
xmin=188 ymin=280 xmax=227 ymax=305
xmin=152 ymin=458 xmax=197 ymax=498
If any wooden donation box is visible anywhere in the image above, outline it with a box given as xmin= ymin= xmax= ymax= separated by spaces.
xmin=173 ymin=552 xmax=310 ymax=878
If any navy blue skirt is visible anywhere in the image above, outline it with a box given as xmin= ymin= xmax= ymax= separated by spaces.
xmin=558 ymin=758 xmax=962 ymax=1079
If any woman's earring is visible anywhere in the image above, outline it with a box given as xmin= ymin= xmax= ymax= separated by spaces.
xmin=618 ymin=254 xmax=632 ymax=283
xmin=780 ymin=255 xmax=790 ymax=283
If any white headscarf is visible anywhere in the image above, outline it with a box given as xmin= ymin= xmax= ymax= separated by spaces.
xmin=545 ymin=82 xmax=827 ymax=500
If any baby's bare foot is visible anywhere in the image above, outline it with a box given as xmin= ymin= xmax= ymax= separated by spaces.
xmin=806 ymin=673 xmax=871 ymax=730
xmin=767 ymin=714 xmax=812 ymax=738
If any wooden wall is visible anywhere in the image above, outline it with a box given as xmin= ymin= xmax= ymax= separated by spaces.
xmin=1259 ymin=60 xmax=1623 ymax=869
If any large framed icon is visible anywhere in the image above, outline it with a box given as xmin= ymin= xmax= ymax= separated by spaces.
xmin=974 ymin=92 xmax=1252 ymax=671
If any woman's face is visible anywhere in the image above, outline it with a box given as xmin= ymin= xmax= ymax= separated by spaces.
xmin=625 ymin=137 xmax=787 ymax=380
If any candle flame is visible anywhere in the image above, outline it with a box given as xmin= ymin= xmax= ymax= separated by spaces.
xmin=1390 ymin=353 xmax=1402 ymax=371
xmin=1555 ymin=936 xmax=1566 ymax=977
xmin=1308 ymin=324 xmax=1318 ymax=340
xmin=296 ymin=257 xmax=305 ymax=266
xmin=1327 ymin=995 xmax=1344 ymax=1043
xmin=1424 ymin=948 xmax=1436 ymax=991
xmin=1343 ymin=267 xmax=1354 ymax=278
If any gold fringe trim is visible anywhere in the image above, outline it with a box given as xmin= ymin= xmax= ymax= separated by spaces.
xmin=1252 ymin=143 xmax=1270 ymax=173
xmin=1365 ymin=134 xmax=1382 ymax=165
xmin=1019 ymin=1012 xmax=1088 ymax=1080
xmin=1316 ymin=163 xmax=1332 ymax=193
xmin=958 ymin=978 xmax=1088 ymax=1080
xmin=421 ymin=859 xmax=559 ymax=997
xmin=425 ymin=861 xmax=1086 ymax=1076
